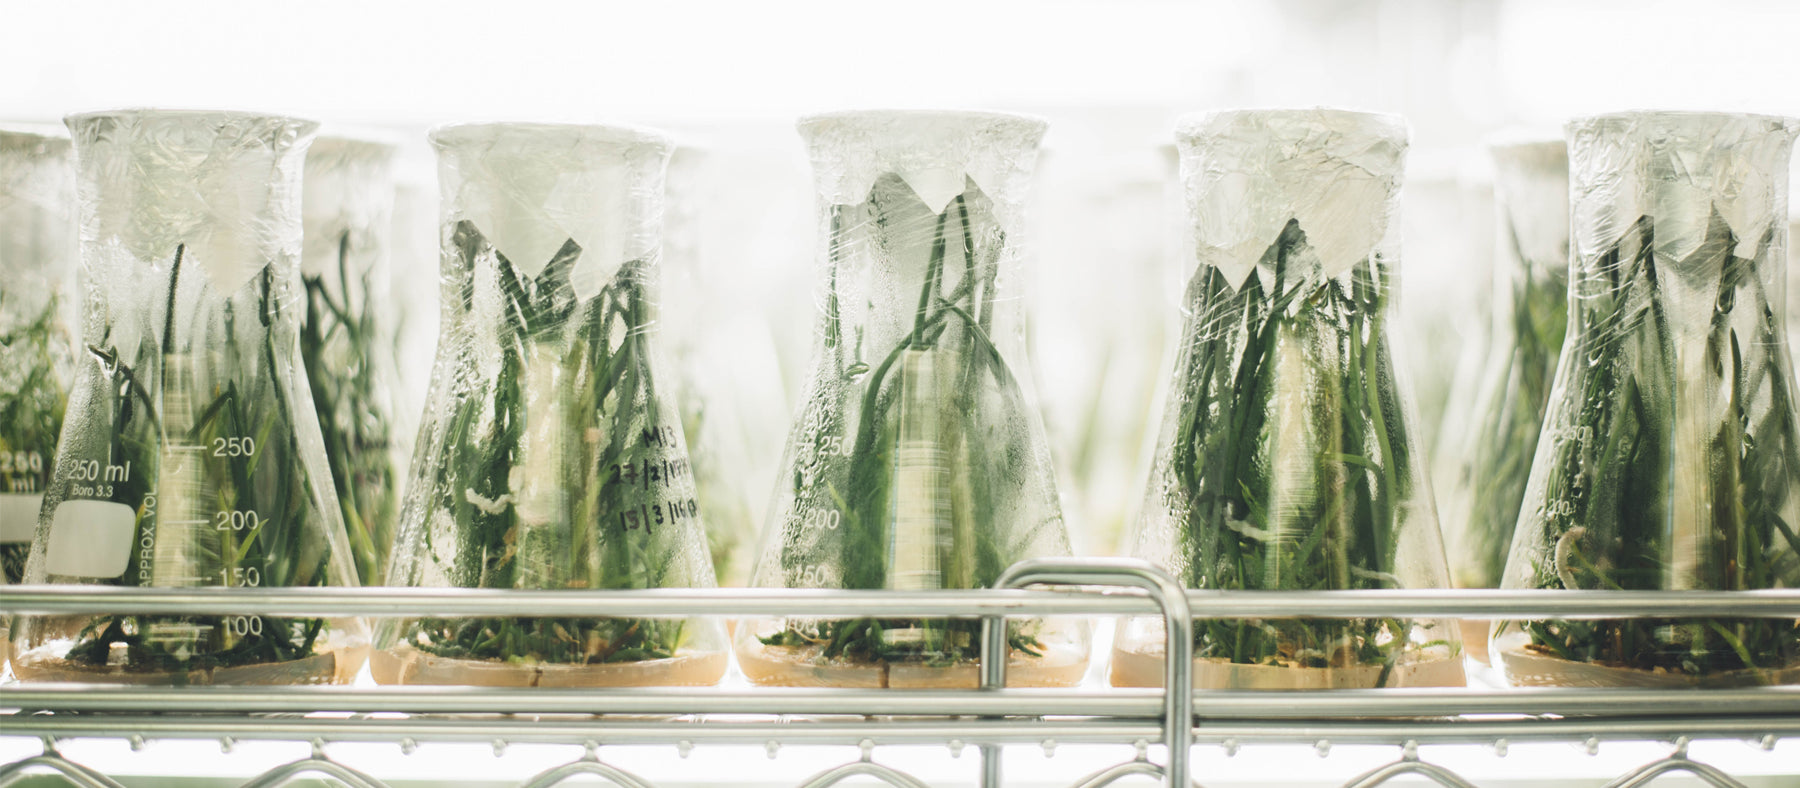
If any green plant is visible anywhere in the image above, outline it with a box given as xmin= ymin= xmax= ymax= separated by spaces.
xmin=0 ymin=292 xmax=67 ymax=582
xmin=301 ymin=230 xmax=398 ymax=586
xmin=399 ymin=221 xmax=694 ymax=665
xmin=760 ymin=177 xmax=1052 ymax=665
xmin=1503 ymin=211 xmax=1800 ymax=678
xmin=54 ymin=246 xmax=335 ymax=680
xmin=1161 ymin=219 xmax=1451 ymax=681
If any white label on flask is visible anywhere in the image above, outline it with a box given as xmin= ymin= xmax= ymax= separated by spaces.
xmin=45 ymin=499 xmax=136 ymax=579
xmin=0 ymin=494 xmax=42 ymax=543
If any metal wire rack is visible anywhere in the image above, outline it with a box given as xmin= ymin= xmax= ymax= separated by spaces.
xmin=3 ymin=558 xmax=1797 ymax=787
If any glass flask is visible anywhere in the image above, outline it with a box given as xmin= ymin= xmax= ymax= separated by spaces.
xmin=1 ymin=125 xmax=76 ymax=584
xmin=372 ymin=123 xmax=726 ymax=688
xmin=12 ymin=110 xmax=366 ymax=685
xmin=736 ymin=110 xmax=1087 ymax=689
xmin=1114 ymin=109 xmax=1465 ymax=690
xmin=1496 ymin=112 xmax=1800 ymax=688
xmin=300 ymin=134 xmax=401 ymax=587
xmin=1436 ymin=139 xmax=1568 ymax=664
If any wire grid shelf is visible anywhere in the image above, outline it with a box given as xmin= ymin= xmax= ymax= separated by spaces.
xmin=3 ymin=558 xmax=1797 ymax=787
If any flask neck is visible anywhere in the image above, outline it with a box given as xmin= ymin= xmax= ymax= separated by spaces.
xmin=799 ymin=110 xmax=1045 ymax=236
xmin=432 ymin=123 xmax=670 ymax=306
xmin=67 ymin=111 xmax=315 ymax=296
xmin=1178 ymin=109 xmax=1406 ymax=294
xmin=1569 ymin=112 xmax=1796 ymax=290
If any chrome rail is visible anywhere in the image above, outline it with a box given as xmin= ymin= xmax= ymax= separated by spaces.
xmin=3 ymin=558 xmax=1797 ymax=787
xmin=6 ymin=584 xmax=1798 ymax=620
xmin=5 ymin=685 xmax=1799 ymax=719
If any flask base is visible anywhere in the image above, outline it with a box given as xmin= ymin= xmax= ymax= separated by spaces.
xmin=1496 ymin=644 xmax=1800 ymax=688
xmin=1109 ymin=644 xmax=1466 ymax=689
xmin=736 ymin=640 xmax=1088 ymax=688
xmin=1457 ymin=620 xmax=1492 ymax=665
xmin=10 ymin=646 xmax=358 ymax=686
xmin=370 ymin=645 xmax=727 ymax=687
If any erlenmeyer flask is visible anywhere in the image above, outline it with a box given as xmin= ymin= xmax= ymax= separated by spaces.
xmin=736 ymin=110 xmax=1088 ymax=689
xmin=1496 ymin=112 xmax=1800 ymax=688
xmin=1114 ymin=109 xmax=1465 ymax=690
xmin=1 ymin=125 xmax=76 ymax=584
xmin=372 ymin=123 xmax=726 ymax=688
xmin=12 ymin=110 xmax=366 ymax=685
xmin=1437 ymin=139 xmax=1568 ymax=664
xmin=299 ymin=134 xmax=401 ymax=587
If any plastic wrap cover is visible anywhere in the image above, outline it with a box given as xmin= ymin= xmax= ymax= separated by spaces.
xmin=67 ymin=110 xmax=315 ymax=297
xmin=1496 ymin=111 xmax=1800 ymax=687
xmin=798 ymin=110 xmax=1046 ymax=232
xmin=0 ymin=125 xmax=75 ymax=580
xmin=1570 ymin=112 xmax=1794 ymax=285
xmin=1178 ymin=108 xmax=1407 ymax=291
xmin=432 ymin=123 xmax=670 ymax=304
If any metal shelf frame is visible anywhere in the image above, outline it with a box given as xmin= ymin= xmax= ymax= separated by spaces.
xmin=4 ymin=558 xmax=1799 ymax=787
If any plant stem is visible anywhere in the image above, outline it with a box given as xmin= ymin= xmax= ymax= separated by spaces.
xmin=1162 ymin=220 xmax=1441 ymax=676
xmin=1508 ymin=211 xmax=1800 ymax=677
xmin=405 ymin=222 xmax=694 ymax=665
xmin=63 ymin=247 xmax=334 ymax=679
